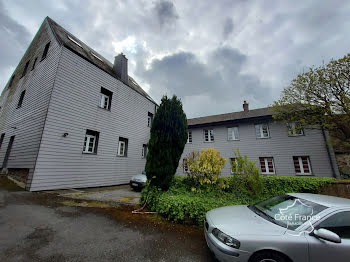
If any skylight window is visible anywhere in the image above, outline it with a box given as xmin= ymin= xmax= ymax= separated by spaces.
xmin=67 ymin=35 xmax=83 ymax=48
xmin=91 ymin=52 xmax=103 ymax=62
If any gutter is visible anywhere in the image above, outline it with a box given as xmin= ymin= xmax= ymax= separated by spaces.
xmin=321 ymin=127 xmax=340 ymax=179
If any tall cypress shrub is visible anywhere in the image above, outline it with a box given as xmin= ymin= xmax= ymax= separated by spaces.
xmin=145 ymin=95 xmax=188 ymax=190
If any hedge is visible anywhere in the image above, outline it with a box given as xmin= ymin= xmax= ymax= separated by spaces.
xmin=142 ymin=176 xmax=336 ymax=225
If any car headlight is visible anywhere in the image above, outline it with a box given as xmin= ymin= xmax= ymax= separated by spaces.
xmin=212 ymin=228 xmax=240 ymax=249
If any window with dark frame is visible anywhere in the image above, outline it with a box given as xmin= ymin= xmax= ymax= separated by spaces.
xmin=41 ymin=42 xmax=50 ymax=61
xmin=142 ymin=144 xmax=147 ymax=158
xmin=147 ymin=112 xmax=153 ymax=127
xmin=293 ymin=156 xmax=311 ymax=175
xmin=100 ymin=87 xmax=113 ymax=110
xmin=118 ymin=137 xmax=128 ymax=157
xmin=82 ymin=130 xmax=99 ymax=154
xmin=204 ymin=129 xmax=214 ymax=142
xmin=31 ymin=57 xmax=38 ymax=71
xmin=187 ymin=130 xmax=192 ymax=143
xmin=259 ymin=157 xmax=275 ymax=174
xmin=21 ymin=60 xmax=30 ymax=78
xmin=183 ymin=159 xmax=189 ymax=173
xmin=17 ymin=90 xmax=26 ymax=108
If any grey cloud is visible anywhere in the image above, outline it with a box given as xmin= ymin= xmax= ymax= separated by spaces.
xmin=138 ymin=46 xmax=271 ymax=117
xmin=0 ymin=2 xmax=31 ymax=88
xmin=222 ymin=18 xmax=234 ymax=39
xmin=154 ymin=0 xmax=179 ymax=27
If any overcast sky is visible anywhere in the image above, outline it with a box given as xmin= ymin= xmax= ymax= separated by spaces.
xmin=1 ymin=0 xmax=349 ymax=118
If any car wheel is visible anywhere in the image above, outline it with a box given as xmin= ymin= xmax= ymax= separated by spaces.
xmin=250 ymin=251 xmax=290 ymax=262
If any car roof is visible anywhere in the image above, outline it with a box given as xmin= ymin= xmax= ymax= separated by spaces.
xmin=288 ymin=193 xmax=350 ymax=208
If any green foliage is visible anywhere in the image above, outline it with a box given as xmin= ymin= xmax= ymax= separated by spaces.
xmin=230 ymin=148 xmax=263 ymax=196
xmin=143 ymin=176 xmax=336 ymax=225
xmin=145 ymin=95 xmax=188 ymax=190
xmin=186 ymin=148 xmax=227 ymax=192
xmin=272 ymin=53 xmax=350 ymax=147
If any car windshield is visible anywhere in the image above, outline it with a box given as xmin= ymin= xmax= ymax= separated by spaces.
xmin=250 ymin=195 xmax=327 ymax=230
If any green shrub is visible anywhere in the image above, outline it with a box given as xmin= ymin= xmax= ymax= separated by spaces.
xmin=230 ymin=148 xmax=263 ymax=196
xmin=186 ymin=148 xmax=227 ymax=192
xmin=145 ymin=95 xmax=188 ymax=190
xmin=143 ymin=176 xmax=336 ymax=225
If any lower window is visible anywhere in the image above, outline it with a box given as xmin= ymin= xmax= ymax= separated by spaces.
xmin=83 ymin=130 xmax=99 ymax=154
xmin=183 ymin=159 xmax=189 ymax=173
xmin=118 ymin=137 xmax=128 ymax=157
xmin=293 ymin=156 xmax=312 ymax=175
xmin=259 ymin=157 xmax=275 ymax=174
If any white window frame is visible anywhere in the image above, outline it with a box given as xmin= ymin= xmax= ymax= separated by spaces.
xmin=228 ymin=127 xmax=239 ymax=140
xmin=288 ymin=122 xmax=304 ymax=136
xmin=147 ymin=116 xmax=152 ymax=127
xmin=187 ymin=131 xmax=192 ymax=143
xmin=118 ymin=141 xmax=126 ymax=156
xmin=255 ymin=123 xmax=270 ymax=138
xmin=100 ymin=93 xmax=110 ymax=110
xmin=259 ymin=157 xmax=275 ymax=175
xmin=83 ymin=134 xmax=96 ymax=153
xmin=294 ymin=156 xmax=312 ymax=175
xmin=204 ymin=129 xmax=214 ymax=142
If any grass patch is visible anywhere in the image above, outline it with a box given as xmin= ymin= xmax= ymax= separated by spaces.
xmin=142 ymin=176 xmax=336 ymax=225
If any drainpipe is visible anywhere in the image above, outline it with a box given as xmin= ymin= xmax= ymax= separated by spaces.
xmin=321 ymin=127 xmax=340 ymax=179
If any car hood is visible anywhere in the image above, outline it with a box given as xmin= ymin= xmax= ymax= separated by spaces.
xmin=207 ymin=205 xmax=286 ymax=237
xmin=131 ymin=174 xmax=147 ymax=182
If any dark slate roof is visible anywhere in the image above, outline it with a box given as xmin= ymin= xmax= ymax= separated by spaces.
xmin=46 ymin=17 xmax=156 ymax=104
xmin=188 ymin=107 xmax=273 ymax=126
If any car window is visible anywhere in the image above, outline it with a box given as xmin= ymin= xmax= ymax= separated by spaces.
xmin=317 ymin=211 xmax=350 ymax=239
xmin=254 ymin=195 xmax=327 ymax=230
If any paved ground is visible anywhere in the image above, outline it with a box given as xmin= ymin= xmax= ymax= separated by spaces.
xmin=50 ymin=185 xmax=141 ymax=205
xmin=0 ymin=177 xmax=216 ymax=262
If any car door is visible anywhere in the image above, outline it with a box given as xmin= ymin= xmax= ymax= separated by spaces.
xmin=305 ymin=210 xmax=350 ymax=262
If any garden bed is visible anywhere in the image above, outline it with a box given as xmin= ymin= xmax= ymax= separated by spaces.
xmin=142 ymin=176 xmax=336 ymax=225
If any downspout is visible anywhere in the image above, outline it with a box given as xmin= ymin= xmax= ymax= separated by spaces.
xmin=321 ymin=127 xmax=339 ymax=178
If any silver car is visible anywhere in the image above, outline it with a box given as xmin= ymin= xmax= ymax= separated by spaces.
xmin=205 ymin=193 xmax=350 ymax=262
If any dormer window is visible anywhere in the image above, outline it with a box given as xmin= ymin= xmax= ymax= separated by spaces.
xmin=67 ymin=35 xmax=83 ymax=48
xmin=41 ymin=42 xmax=50 ymax=60
xmin=91 ymin=52 xmax=103 ymax=62
xmin=21 ymin=60 xmax=30 ymax=78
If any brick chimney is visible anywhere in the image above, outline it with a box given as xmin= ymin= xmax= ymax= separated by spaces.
xmin=243 ymin=100 xmax=249 ymax=112
xmin=113 ymin=53 xmax=128 ymax=85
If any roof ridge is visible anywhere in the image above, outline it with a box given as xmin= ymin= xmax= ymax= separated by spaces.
xmin=188 ymin=106 xmax=272 ymax=120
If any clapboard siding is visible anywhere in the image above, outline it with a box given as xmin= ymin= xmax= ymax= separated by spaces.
xmin=177 ymin=121 xmax=337 ymax=177
xmin=0 ymin=20 xmax=61 ymax=180
xmin=30 ymin=47 xmax=156 ymax=191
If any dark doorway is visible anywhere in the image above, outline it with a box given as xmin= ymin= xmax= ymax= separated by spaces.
xmin=2 ymin=136 xmax=15 ymax=168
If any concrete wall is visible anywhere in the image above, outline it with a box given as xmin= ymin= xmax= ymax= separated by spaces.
xmin=30 ymin=47 xmax=156 ymax=191
xmin=0 ymin=20 xmax=61 ymax=185
xmin=177 ymin=120 xmax=338 ymax=178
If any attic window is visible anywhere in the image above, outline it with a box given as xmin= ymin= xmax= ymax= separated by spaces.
xmin=91 ymin=52 xmax=103 ymax=62
xmin=67 ymin=35 xmax=83 ymax=48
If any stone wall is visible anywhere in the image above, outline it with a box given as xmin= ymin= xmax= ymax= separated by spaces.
xmin=321 ymin=181 xmax=350 ymax=199
xmin=336 ymin=153 xmax=350 ymax=178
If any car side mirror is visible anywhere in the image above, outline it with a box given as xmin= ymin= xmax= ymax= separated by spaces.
xmin=313 ymin=228 xmax=341 ymax=243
